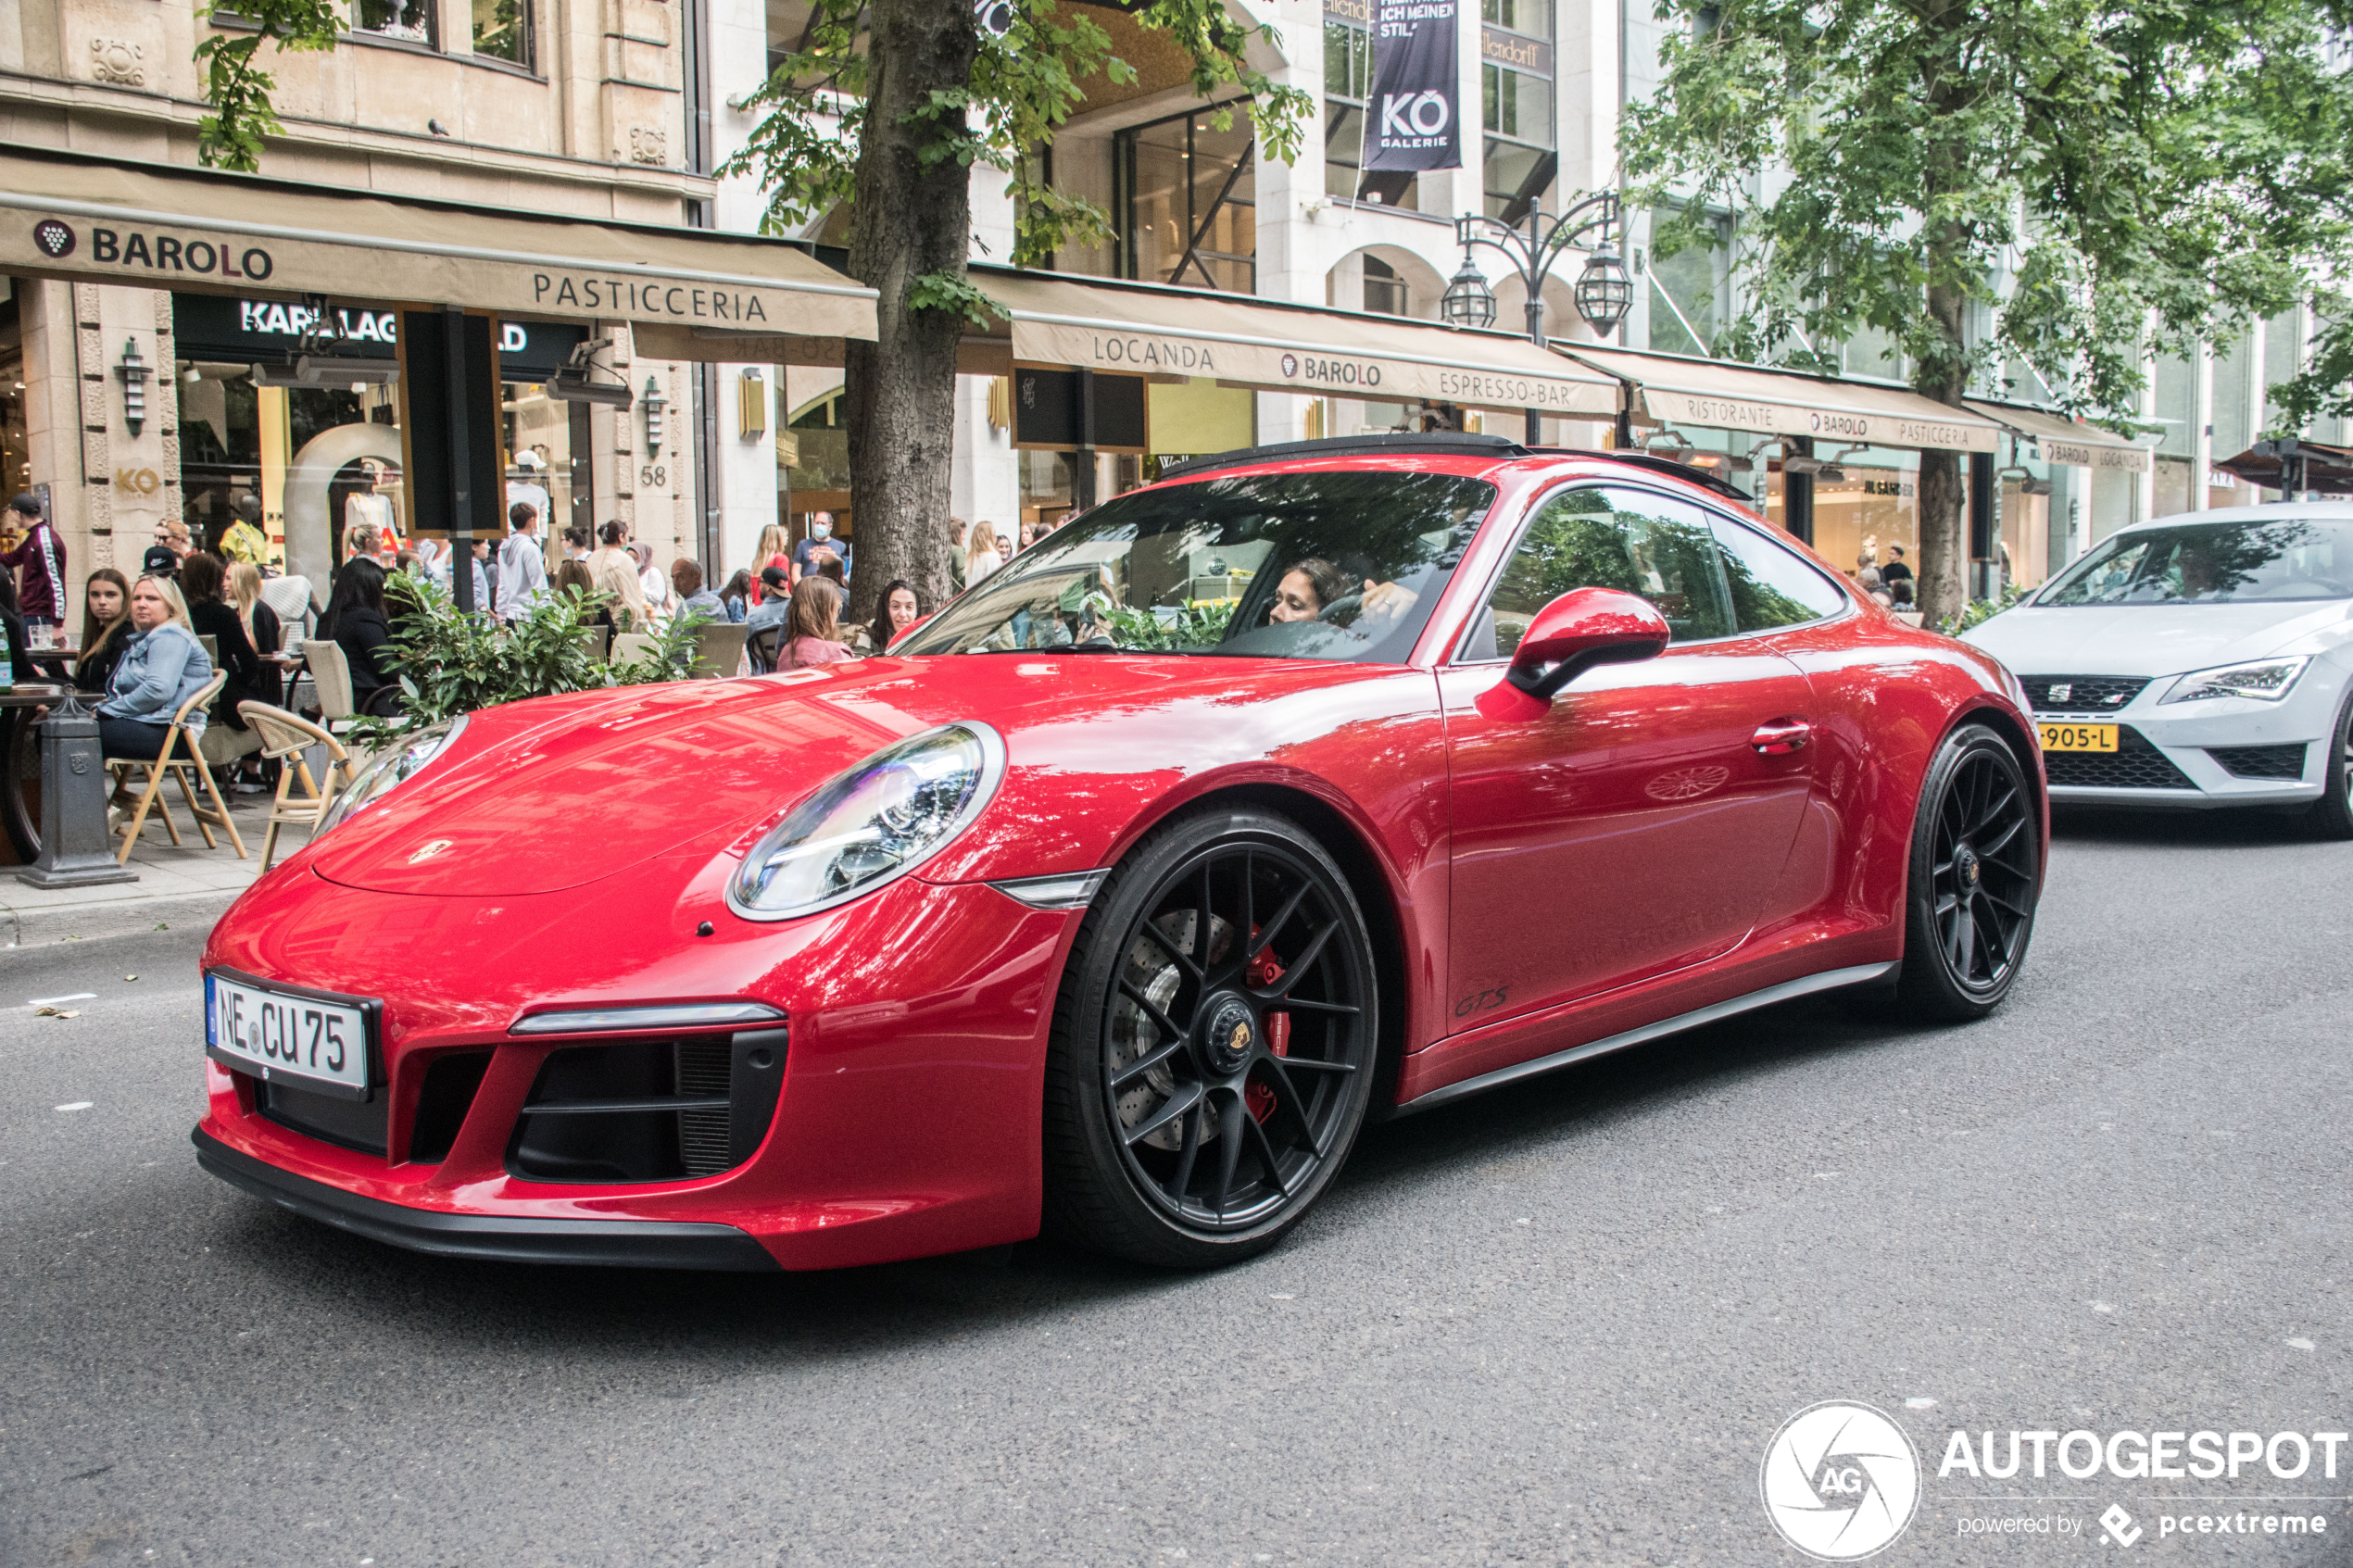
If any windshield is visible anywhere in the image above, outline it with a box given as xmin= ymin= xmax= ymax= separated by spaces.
xmin=2037 ymin=517 xmax=2353 ymax=606
xmin=897 ymin=469 xmax=1496 ymax=661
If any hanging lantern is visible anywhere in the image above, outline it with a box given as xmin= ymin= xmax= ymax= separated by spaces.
xmin=1440 ymin=254 xmax=1498 ymax=330
xmin=1574 ymin=245 xmax=1634 ymax=332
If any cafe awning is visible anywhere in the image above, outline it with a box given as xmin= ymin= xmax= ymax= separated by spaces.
xmin=2215 ymin=438 xmax=2353 ymax=495
xmin=1964 ymin=398 xmax=2153 ymax=472
xmin=962 ymin=268 xmax=1621 ymax=418
xmin=0 ymin=144 xmax=875 ymax=350
xmin=1558 ymin=344 xmax=2004 ymax=453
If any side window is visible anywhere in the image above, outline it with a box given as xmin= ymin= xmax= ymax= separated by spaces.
xmin=1470 ymin=486 xmax=1736 ymax=658
xmin=1710 ymin=514 xmax=1851 ymax=630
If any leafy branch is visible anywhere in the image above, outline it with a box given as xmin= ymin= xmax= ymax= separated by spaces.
xmin=194 ymin=0 xmax=343 ymax=171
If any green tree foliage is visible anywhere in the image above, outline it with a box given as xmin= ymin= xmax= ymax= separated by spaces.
xmin=724 ymin=0 xmax=1311 ymax=277
xmin=1620 ymin=0 xmax=2353 ymax=617
xmin=193 ymin=0 xmax=343 ymax=170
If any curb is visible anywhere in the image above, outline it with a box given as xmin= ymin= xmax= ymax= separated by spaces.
xmin=1 ymin=888 xmax=246 ymax=948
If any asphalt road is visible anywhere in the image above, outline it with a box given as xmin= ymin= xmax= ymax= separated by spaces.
xmin=4 ymin=809 xmax=2349 ymax=1567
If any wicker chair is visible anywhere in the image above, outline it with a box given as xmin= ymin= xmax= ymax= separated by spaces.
xmin=106 ymin=671 xmax=248 ymax=863
xmin=236 ymin=701 xmax=356 ymax=871
xmin=746 ymin=624 xmax=783 ymax=674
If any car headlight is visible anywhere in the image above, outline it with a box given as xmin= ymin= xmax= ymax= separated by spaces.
xmin=317 ymin=717 xmax=469 ymax=836
xmin=727 ymin=722 xmax=1006 ymax=922
xmin=2159 ymin=656 xmax=2310 ymax=705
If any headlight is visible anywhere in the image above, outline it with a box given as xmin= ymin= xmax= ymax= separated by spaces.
xmin=2159 ymin=657 xmax=2310 ymax=705
xmin=727 ymin=722 xmax=1005 ymax=921
xmin=317 ymin=717 xmax=469 ymax=835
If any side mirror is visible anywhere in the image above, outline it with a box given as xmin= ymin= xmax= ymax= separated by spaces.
xmin=1476 ymin=587 xmax=1671 ymax=721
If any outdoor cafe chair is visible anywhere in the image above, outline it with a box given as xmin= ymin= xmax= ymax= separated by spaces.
xmin=107 ymin=670 xmax=248 ymax=864
xmin=300 ymin=640 xmax=360 ymax=734
xmin=236 ymin=701 xmax=357 ymax=872
xmin=610 ymin=631 xmax=656 ymax=668
xmin=691 ymin=621 xmax=749 ymax=678
xmin=746 ymin=624 xmax=782 ymax=674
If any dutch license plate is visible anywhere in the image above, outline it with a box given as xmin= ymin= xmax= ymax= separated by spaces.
xmin=205 ymin=971 xmax=376 ymax=1099
xmin=2039 ymin=722 xmax=2119 ymax=752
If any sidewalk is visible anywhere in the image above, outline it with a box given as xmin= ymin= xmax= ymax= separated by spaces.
xmin=2 ymin=789 xmax=311 ymax=947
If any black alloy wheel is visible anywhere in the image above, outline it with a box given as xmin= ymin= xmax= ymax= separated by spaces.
xmin=1043 ymin=807 xmax=1379 ymax=1267
xmin=2305 ymin=682 xmax=2353 ymax=840
xmin=1894 ymin=723 xmax=2042 ymax=1020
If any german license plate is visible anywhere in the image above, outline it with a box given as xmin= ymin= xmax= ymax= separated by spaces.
xmin=2039 ymin=722 xmax=2119 ymax=752
xmin=205 ymin=971 xmax=377 ymax=1100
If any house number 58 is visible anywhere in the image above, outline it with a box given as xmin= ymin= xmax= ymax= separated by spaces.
xmin=640 ymin=465 xmax=666 ymax=488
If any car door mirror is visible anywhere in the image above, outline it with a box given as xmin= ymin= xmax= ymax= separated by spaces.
xmin=1476 ymin=587 xmax=1671 ymax=721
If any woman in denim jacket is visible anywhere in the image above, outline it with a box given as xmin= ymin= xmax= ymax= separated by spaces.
xmin=97 ymin=574 xmax=216 ymax=760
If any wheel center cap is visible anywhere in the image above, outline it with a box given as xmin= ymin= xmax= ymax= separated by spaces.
xmin=1955 ymin=845 xmax=1982 ymax=887
xmin=1198 ymin=994 xmax=1258 ymax=1076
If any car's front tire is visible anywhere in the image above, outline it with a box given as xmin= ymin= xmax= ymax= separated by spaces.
xmin=1042 ymin=806 xmax=1379 ymax=1268
xmin=2305 ymin=682 xmax=2353 ymax=840
xmin=1893 ymin=722 xmax=2043 ymax=1021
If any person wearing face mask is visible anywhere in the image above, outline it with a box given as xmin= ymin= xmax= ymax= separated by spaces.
xmin=792 ymin=512 xmax=849 ymax=587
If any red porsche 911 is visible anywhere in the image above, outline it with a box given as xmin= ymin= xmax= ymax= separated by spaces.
xmin=195 ymin=433 xmax=2046 ymax=1272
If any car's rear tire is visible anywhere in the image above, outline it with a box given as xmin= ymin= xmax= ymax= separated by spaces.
xmin=2304 ymin=683 xmax=2353 ymax=840
xmin=1892 ymin=722 xmax=2042 ymax=1022
xmin=1042 ymin=806 xmax=1379 ymax=1268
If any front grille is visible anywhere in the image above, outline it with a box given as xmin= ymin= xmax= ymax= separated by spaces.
xmin=2208 ymin=743 xmax=2309 ymax=780
xmin=255 ymin=1077 xmax=389 ymax=1155
xmin=2044 ymin=725 xmax=2198 ymax=790
xmin=508 ymin=1025 xmax=787 ymax=1185
xmin=2020 ymin=674 xmax=2150 ymax=712
xmin=409 ymin=1050 xmax=492 ymax=1163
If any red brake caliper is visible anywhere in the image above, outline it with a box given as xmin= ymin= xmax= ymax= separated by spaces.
xmin=1244 ymin=932 xmax=1290 ymax=1124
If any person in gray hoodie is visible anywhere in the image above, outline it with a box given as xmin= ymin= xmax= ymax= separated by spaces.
xmin=96 ymin=573 xmax=216 ymax=760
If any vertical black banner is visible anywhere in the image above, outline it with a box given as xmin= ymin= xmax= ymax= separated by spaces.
xmin=1363 ymin=0 xmax=1462 ymax=173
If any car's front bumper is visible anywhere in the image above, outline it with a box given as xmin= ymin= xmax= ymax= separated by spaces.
xmin=2038 ymin=672 xmax=2341 ymax=809
xmin=194 ymin=1127 xmax=780 ymax=1269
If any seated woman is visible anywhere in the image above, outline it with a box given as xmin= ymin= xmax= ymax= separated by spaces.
xmin=95 ymin=575 xmax=215 ymax=760
xmin=779 ymin=576 xmax=854 ymax=669
xmin=1266 ymin=556 xmax=1419 ymax=633
xmin=73 ymin=569 xmax=132 ymax=696
xmin=323 ymin=558 xmax=401 ymax=718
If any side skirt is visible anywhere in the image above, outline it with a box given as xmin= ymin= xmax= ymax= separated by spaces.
xmin=1392 ymin=960 xmax=1901 ymax=1115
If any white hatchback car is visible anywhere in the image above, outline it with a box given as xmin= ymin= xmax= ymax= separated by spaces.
xmin=1964 ymin=502 xmax=2353 ymax=835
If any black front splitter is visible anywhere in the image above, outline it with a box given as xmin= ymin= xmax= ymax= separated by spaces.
xmin=193 ymin=1127 xmax=781 ymax=1272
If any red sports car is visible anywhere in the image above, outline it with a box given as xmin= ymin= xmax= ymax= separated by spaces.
xmin=195 ymin=434 xmax=2046 ymax=1271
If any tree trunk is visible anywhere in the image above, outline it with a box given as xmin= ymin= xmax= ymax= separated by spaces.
xmin=842 ymin=0 xmax=976 ymax=629
xmin=1913 ymin=276 xmax=1970 ymax=628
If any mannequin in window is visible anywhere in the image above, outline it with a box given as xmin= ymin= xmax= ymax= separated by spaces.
xmin=344 ymin=459 xmax=401 ymax=564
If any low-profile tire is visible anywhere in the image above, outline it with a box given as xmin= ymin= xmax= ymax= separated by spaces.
xmin=1042 ymin=805 xmax=1379 ymax=1268
xmin=2304 ymin=682 xmax=2353 ymax=840
xmin=1891 ymin=722 xmax=2043 ymax=1022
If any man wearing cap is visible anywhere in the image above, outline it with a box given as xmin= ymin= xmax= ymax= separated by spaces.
xmin=2 ymin=493 xmax=67 ymax=633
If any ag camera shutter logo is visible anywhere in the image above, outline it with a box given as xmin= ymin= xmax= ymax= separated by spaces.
xmin=1761 ymin=1401 xmax=1921 ymax=1560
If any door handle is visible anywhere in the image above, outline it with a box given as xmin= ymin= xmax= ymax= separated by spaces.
xmin=1751 ymin=719 xmax=1812 ymax=755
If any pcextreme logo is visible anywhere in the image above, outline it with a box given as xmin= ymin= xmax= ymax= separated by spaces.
xmin=1761 ymin=1402 xmax=1921 ymax=1560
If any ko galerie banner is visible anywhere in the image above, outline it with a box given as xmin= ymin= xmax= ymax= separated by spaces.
xmin=1363 ymin=0 xmax=1463 ymax=174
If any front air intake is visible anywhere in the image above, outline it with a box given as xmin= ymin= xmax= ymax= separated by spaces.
xmin=508 ymin=1026 xmax=787 ymax=1184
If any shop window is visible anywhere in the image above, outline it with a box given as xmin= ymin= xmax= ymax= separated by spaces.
xmin=351 ymin=0 xmax=434 ymax=45
xmin=1362 ymin=256 xmax=1408 ymax=317
xmin=1116 ymin=107 xmax=1257 ymax=293
xmin=1322 ymin=18 xmax=1408 ymax=207
xmin=1646 ymin=205 xmax=1726 ymax=357
xmin=500 ymin=379 xmax=577 ymax=543
xmin=2151 ymin=354 xmax=2195 ymax=458
xmin=1481 ymin=0 xmax=1554 ymax=222
xmin=472 ymin=0 xmax=531 ymax=65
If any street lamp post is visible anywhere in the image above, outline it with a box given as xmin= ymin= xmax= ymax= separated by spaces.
xmin=1441 ymin=191 xmax=1631 ymax=446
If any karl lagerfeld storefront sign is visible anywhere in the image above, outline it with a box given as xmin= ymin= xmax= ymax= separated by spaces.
xmin=13 ymin=213 xmax=818 ymax=331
